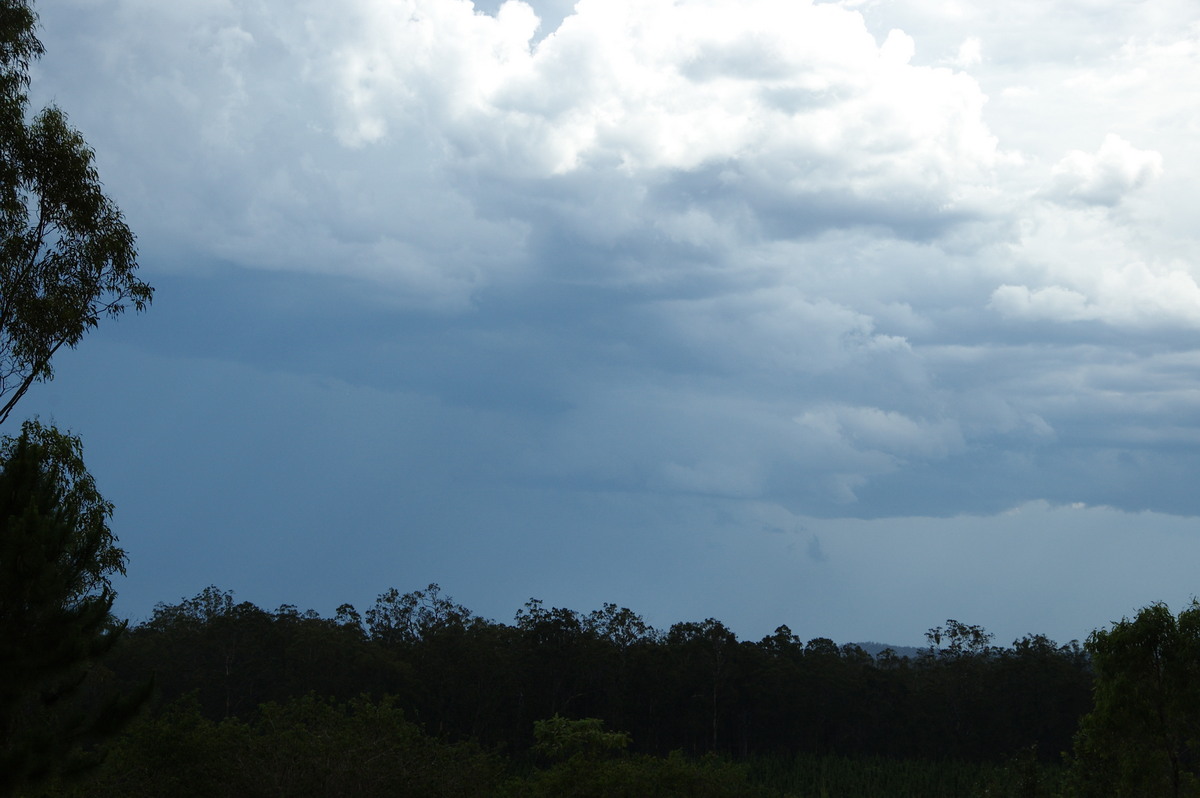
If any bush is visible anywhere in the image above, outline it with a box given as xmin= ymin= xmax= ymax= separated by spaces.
xmin=52 ymin=694 xmax=500 ymax=798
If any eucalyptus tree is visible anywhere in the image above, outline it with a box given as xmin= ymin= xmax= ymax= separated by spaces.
xmin=1069 ymin=602 xmax=1200 ymax=797
xmin=0 ymin=0 xmax=152 ymax=426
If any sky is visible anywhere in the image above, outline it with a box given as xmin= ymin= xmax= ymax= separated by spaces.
xmin=14 ymin=0 xmax=1200 ymax=647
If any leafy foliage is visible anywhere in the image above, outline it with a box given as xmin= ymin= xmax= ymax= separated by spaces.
xmin=508 ymin=714 xmax=764 ymax=798
xmin=748 ymin=748 xmax=1064 ymax=798
xmin=0 ymin=0 xmax=152 ymax=426
xmin=503 ymin=748 xmax=767 ymax=798
xmin=0 ymin=420 xmax=123 ymax=591
xmin=365 ymin=582 xmax=474 ymax=646
xmin=1067 ymin=601 xmax=1200 ymax=797
xmin=0 ymin=421 xmax=144 ymax=795
xmin=64 ymin=694 xmax=500 ymax=798
xmin=531 ymin=715 xmax=631 ymax=762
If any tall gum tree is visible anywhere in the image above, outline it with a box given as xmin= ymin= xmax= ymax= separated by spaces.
xmin=1069 ymin=602 xmax=1200 ymax=797
xmin=0 ymin=0 xmax=152 ymax=426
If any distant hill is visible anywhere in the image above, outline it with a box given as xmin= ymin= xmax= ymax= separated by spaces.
xmin=853 ymin=641 xmax=924 ymax=659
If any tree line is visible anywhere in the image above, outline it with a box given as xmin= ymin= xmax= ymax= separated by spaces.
xmin=97 ymin=583 xmax=1094 ymax=767
xmin=30 ymin=580 xmax=1200 ymax=796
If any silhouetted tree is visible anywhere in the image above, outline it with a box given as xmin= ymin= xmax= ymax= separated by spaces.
xmin=0 ymin=422 xmax=146 ymax=795
xmin=1069 ymin=601 xmax=1200 ymax=797
xmin=0 ymin=0 xmax=151 ymax=426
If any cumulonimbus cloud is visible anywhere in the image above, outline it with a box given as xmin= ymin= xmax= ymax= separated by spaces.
xmin=31 ymin=0 xmax=1200 ymax=519
xmin=318 ymin=0 xmax=1001 ymax=223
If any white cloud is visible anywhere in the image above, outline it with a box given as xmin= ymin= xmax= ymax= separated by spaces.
xmin=989 ymin=284 xmax=1093 ymax=322
xmin=991 ymin=263 xmax=1200 ymax=328
xmin=297 ymin=0 xmax=1003 ymax=241
xmin=1041 ymin=134 xmax=1163 ymax=207
xmin=37 ymin=0 xmax=1005 ymax=286
xmin=988 ymin=192 xmax=1200 ymax=330
xmin=799 ymin=405 xmax=965 ymax=460
xmin=952 ymin=36 xmax=982 ymax=68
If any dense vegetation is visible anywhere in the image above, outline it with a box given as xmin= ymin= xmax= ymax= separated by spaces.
xmin=14 ymin=583 xmax=1100 ymax=796
xmin=95 ymin=585 xmax=1094 ymax=762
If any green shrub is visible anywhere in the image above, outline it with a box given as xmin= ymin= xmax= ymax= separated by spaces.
xmin=48 ymin=693 xmax=500 ymax=798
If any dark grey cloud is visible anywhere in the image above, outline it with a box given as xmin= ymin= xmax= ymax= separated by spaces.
xmin=13 ymin=0 xmax=1200 ymax=646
